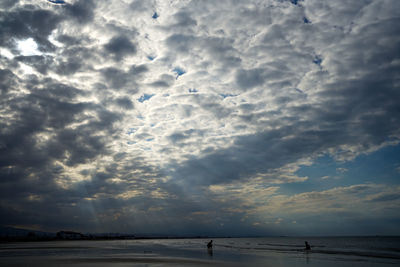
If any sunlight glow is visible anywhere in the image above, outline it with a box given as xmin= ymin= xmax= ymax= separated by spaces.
xmin=17 ymin=38 xmax=42 ymax=56
xmin=0 ymin=48 xmax=14 ymax=59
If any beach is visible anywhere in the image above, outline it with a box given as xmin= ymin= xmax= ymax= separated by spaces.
xmin=1 ymin=237 xmax=399 ymax=266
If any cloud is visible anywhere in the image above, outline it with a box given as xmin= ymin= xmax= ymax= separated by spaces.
xmin=0 ymin=0 xmax=399 ymax=235
xmin=369 ymin=193 xmax=400 ymax=202
xmin=115 ymin=97 xmax=134 ymax=110
xmin=15 ymin=55 xmax=54 ymax=74
xmin=0 ymin=6 xmax=61 ymax=51
xmin=235 ymin=68 xmax=265 ymax=90
xmin=236 ymin=183 xmax=400 ymax=235
xmin=0 ymin=0 xmax=18 ymax=9
xmin=104 ymin=35 xmax=137 ymax=61
xmin=0 ymin=69 xmax=18 ymax=94
xmin=64 ymin=0 xmax=95 ymax=24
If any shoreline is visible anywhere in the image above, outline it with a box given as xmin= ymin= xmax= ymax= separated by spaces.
xmin=2 ymin=235 xmax=399 ymax=243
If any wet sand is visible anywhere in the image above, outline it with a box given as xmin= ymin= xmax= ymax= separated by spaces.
xmin=1 ymin=238 xmax=399 ymax=267
xmin=0 ymin=255 xmax=229 ymax=267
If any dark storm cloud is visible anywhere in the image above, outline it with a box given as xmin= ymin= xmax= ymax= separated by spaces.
xmin=27 ymin=78 xmax=88 ymax=102
xmin=3 ymin=158 xmax=169 ymax=232
xmin=101 ymin=67 xmax=129 ymax=89
xmin=101 ymin=64 xmax=148 ymax=91
xmin=0 ymin=0 xmax=18 ymax=9
xmin=54 ymin=45 xmax=97 ymax=76
xmin=15 ymin=55 xmax=54 ymax=74
xmin=56 ymin=34 xmax=86 ymax=46
xmin=64 ymin=0 xmax=95 ymax=24
xmin=169 ymin=127 xmax=314 ymax=186
xmin=55 ymin=58 xmax=83 ymax=76
xmin=0 ymin=73 xmax=121 ymax=183
xmin=0 ymin=65 xmax=127 ymax=231
xmin=315 ymin=76 xmax=400 ymax=149
xmin=104 ymin=35 xmax=137 ymax=61
xmin=0 ymin=69 xmax=18 ymax=94
xmin=309 ymin=23 xmax=400 ymax=155
xmin=0 ymin=6 xmax=61 ymax=52
xmin=0 ymin=81 xmax=107 ymax=167
xmin=0 ymin=179 xmax=106 ymax=231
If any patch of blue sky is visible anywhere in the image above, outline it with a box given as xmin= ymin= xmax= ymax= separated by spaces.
xmin=220 ymin=93 xmax=237 ymax=99
xmin=138 ymin=94 xmax=155 ymax=103
xmin=48 ymin=0 xmax=66 ymax=4
xmin=173 ymin=67 xmax=186 ymax=78
xmin=152 ymin=12 xmax=159 ymax=19
xmin=189 ymin=88 xmax=198 ymax=93
xmin=313 ymin=56 xmax=322 ymax=65
xmin=278 ymin=143 xmax=400 ymax=195
xmin=146 ymin=138 xmax=154 ymax=142
xmin=278 ymin=155 xmax=341 ymax=195
xmin=290 ymin=0 xmax=303 ymax=5
xmin=303 ymin=17 xmax=310 ymax=24
xmin=341 ymin=144 xmax=400 ymax=185
xmin=127 ymin=141 xmax=135 ymax=145
xmin=147 ymin=55 xmax=155 ymax=61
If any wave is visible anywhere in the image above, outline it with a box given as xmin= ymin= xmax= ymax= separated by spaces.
xmin=310 ymin=249 xmax=400 ymax=260
xmin=217 ymin=244 xmax=400 ymax=260
xmin=257 ymin=243 xmax=326 ymax=248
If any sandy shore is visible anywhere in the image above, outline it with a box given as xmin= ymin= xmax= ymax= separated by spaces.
xmin=0 ymin=255 xmax=236 ymax=267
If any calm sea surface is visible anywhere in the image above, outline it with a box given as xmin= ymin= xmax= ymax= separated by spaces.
xmin=1 ymin=236 xmax=399 ymax=266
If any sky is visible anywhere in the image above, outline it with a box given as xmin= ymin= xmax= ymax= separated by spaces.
xmin=0 ymin=0 xmax=399 ymax=237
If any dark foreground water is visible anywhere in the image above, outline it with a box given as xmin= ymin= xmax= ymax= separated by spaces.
xmin=1 ymin=236 xmax=399 ymax=266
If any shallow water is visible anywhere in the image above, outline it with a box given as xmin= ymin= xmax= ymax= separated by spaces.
xmin=0 ymin=237 xmax=399 ymax=266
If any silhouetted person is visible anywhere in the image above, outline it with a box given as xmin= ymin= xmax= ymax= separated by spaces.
xmin=305 ymin=241 xmax=311 ymax=250
xmin=207 ymin=240 xmax=213 ymax=249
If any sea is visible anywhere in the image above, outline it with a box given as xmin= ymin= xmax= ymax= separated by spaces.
xmin=1 ymin=236 xmax=399 ymax=266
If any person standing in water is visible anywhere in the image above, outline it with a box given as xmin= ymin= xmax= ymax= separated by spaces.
xmin=207 ymin=240 xmax=213 ymax=257
xmin=207 ymin=240 xmax=213 ymax=249
xmin=305 ymin=241 xmax=311 ymax=250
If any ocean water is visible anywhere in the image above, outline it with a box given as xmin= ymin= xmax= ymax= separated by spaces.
xmin=0 ymin=236 xmax=399 ymax=266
